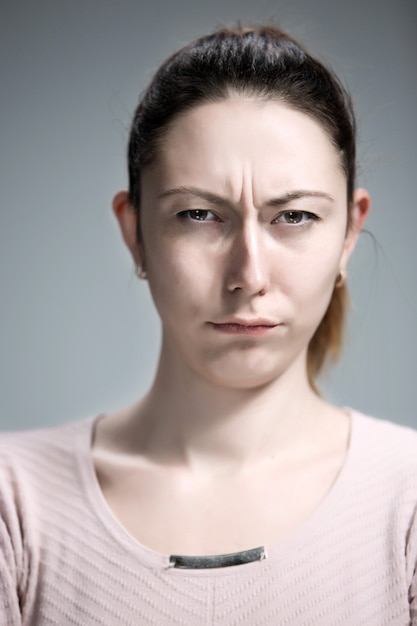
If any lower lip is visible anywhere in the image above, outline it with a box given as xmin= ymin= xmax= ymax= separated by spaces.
xmin=210 ymin=323 xmax=279 ymax=336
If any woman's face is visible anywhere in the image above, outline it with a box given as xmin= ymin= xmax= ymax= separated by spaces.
xmin=122 ymin=98 xmax=368 ymax=389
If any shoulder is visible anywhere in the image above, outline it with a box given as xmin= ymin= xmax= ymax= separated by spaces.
xmin=0 ymin=417 xmax=105 ymax=621
xmin=349 ymin=410 xmax=417 ymax=520
xmin=0 ymin=419 xmax=95 ymax=571
xmin=351 ymin=410 xmax=417 ymax=464
xmin=0 ymin=416 xmax=100 ymax=562
xmin=351 ymin=410 xmax=417 ymax=473
xmin=0 ymin=416 xmax=96 ymax=458
xmin=0 ymin=417 xmax=95 ymax=479
xmin=0 ymin=417 xmax=97 ymax=518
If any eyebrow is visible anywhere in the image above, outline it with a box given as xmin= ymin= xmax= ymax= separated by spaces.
xmin=158 ymin=186 xmax=335 ymax=206
xmin=266 ymin=190 xmax=335 ymax=206
xmin=158 ymin=186 xmax=229 ymax=205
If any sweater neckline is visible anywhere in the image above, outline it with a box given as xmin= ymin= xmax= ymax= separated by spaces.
xmin=76 ymin=409 xmax=360 ymax=577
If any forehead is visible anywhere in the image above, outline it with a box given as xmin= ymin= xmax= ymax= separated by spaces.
xmin=145 ymin=98 xmax=346 ymax=203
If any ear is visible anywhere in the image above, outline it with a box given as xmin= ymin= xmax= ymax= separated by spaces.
xmin=339 ymin=187 xmax=371 ymax=269
xmin=112 ymin=190 xmax=143 ymax=266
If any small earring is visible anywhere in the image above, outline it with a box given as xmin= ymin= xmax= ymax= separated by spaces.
xmin=335 ymin=269 xmax=347 ymax=288
xmin=135 ymin=264 xmax=148 ymax=280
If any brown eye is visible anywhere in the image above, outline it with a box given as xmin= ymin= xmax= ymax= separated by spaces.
xmin=189 ymin=210 xmax=209 ymax=221
xmin=284 ymin=211 xmax=303 ymax=224
xmin=177 ymin=209 xmax=219 ymax=222
xmin=273 ymin=211 xmax=319 ymax=225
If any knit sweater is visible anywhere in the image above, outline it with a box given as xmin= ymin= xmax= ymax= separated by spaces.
xmin=0 ymin=411 xmax=416 ymax=625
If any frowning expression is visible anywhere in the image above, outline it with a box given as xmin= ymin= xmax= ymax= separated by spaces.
xmin=137 ymin=98 xmax=362 ymax=389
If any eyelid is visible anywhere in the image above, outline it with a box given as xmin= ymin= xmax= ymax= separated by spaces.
xmin=177 ymin=209 xmax=222 ymax=222
xmin=272 ymin=210 xmax=319 ymax=224
xmin=175 ymin=208 xmax=319 ymax=225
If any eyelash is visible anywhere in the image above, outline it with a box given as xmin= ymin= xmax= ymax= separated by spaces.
xmin=272 ymin=211 xmax=319 ymax=225
xmin=177 ymin=209 xmax=319 ymax=226
xmin=177 ymin=209 xmax=220 ymax=222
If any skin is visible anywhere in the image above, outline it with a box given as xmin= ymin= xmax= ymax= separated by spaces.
xmin=93 ymin=98 xmax=370 ymax=555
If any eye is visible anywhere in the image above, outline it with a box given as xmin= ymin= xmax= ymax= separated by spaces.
xmin=177 ymin=209 xmax=220 ymax=222
xmin=273 ymin=211 xmax=319 ymax=225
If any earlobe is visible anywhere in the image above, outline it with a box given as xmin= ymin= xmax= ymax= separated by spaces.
xmin=112 ymin=190 xmax=142 ymax=264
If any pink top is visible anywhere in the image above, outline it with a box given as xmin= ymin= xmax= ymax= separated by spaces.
xmin=0 ymin=410 xmax=416 ymax=625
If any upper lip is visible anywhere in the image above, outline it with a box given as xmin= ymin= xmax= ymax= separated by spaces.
xmin=211 ymin=318 xmax=280 ymax=327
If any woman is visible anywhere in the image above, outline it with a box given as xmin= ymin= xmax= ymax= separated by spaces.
xmin=1 ymin=24 xmax=416 ymax=625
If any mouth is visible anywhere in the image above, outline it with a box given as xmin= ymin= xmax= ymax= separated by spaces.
xmin=208 ymin=319 xmax=280 ymax=336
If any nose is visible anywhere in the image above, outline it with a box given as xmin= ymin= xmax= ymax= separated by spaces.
xmin=225 ymin=220 xmax=270 ymax=296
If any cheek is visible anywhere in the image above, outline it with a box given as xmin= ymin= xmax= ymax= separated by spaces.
xmin=275 ymin=237 xmax=344 ymax=311
xmin=277 ymin=236 xmax=344 ymax=280
xmin=145 ymin=240 xmax=215 ymax=320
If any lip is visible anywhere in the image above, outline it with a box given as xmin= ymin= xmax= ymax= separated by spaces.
xmin=212 ymin=317 xmax=280 ymax=326
xmin=208 ymin=318 xmax=280 ymax=336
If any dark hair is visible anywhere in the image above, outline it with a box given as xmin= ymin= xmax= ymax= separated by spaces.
xmin=127 ymin=24 xmax=357 ymax=390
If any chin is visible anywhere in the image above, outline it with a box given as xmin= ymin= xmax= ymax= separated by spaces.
xmin=201 ymin=362 xmax=290 ymax=391
xmin=194 ymin=343 xmax=309 ymax=391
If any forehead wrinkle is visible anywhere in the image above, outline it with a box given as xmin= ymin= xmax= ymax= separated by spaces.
xmin=237 ymin=162 xmax=258 ymax=212
xmin=157 ymin=185 xmax=336 ymax=215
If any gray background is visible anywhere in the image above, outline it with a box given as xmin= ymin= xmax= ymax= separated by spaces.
xmin=1 ymin=0 xmax=416 ymax=432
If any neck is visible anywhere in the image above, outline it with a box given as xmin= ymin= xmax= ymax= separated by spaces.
xmin=128 ymin=344 xmax=330 ymax=472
